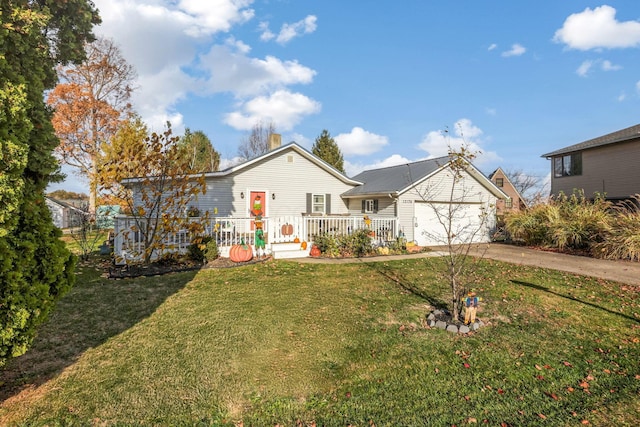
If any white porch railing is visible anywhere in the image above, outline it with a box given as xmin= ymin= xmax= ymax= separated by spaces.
xmin=113 ymin=215 xmax=399 ymax=264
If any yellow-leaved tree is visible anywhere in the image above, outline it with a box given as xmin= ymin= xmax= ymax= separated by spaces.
xmin=100 ymin=121 xmax=208 ymax=264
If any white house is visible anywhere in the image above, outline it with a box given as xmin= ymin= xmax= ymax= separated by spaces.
xmin=46 ymin=197 xmax=86 ymax=229
xmin=114 ymin=139 xmax=507 ymax=261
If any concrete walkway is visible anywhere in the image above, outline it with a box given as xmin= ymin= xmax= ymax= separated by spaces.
xmin=294 ymin=243 xmax=640 ymax=286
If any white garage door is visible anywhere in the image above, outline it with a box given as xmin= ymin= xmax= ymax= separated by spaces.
xmin=414 ymin=202 xmax=489 ymax=246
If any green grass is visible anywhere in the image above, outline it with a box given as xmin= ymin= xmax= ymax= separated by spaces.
xmin=0 ymin=255 xmax=638 ymax=426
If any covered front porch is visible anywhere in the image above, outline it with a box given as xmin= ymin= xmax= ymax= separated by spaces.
xmin=113 ymin=214 xmax=400 ymax=264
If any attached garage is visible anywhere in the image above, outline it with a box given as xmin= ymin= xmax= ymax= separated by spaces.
xmin=413 ymin=201 xmax=490 ymax=246
xmin=343 ymin=155 xmax=508 ymax=246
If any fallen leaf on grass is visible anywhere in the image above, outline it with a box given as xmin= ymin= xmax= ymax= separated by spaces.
xmin=538 ymin=414 xmax=547 ymax=420
xmin=544 ymin=391 xmax=559 ymax=400
xmin=562 ymin=361 xmax=573 ymax=367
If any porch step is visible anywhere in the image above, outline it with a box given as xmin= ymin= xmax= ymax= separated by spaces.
xmin=270 ymin=242 xmax=311 ymax=259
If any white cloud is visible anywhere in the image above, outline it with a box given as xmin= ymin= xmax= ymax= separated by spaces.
xmin=501 ymin=43 xmax=526 ymax=57
xmin=259 ymin=15 xmax=317 ymax=44
xmin=334 ymin=127 xmax=389 ymax=156
xmin=636 ymin=80 xmax=640 ymax=93
xmin=344 ymin=154 xmax=412 ymax=177
xmin=224 ymin=90 xmax=321 ymax=131
xmin=576 ymin=60 xmax=594 ymax=77
xmin=91 ymin=0 xmax=320 ymax=139
xmin=259 ymin=21 xmax=275 ymax=42
xmin=418 ymin=119 xmax=500 ymax=166
xmin=576 ymin=58 xmax=622 ymax=77
xmin=198 ymin=42 xmax=317 ymax=97
xmin=488 ymin=43 xmax=497 ymax=51
xmin=553 ymin=5 xmax=640 ymax=50
xmin=618 ymin=92 xmax=626 ymax=102
xmin=601 ymin=60 xmax=622 ymax=71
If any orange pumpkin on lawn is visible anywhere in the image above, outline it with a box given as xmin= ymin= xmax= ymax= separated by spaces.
xmin=229 ymin=238 xmax=253 ymax=262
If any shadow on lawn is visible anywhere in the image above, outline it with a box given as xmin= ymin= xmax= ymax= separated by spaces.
xmin=512 ymin=280 xmax=640 ymax=324
xmin=0 ymin=261 xmax=200 ymax=402
xmin=364 ymin=261 xmax=449 ymax=310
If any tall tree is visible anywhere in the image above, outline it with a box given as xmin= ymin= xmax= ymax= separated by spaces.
xmin=0 ymin=0 xmax=99 ymax=367
xmin=178 ymin=128 xmax=220 ymax=172
xmin=47 ymin=36 xmax=136 ymax=213
xmin=237 ymin=120 xmax=276 ymax=160
xmin=100 ymin=124 xmax=208 ymax=264
xmin=312 ymin=129 xmax=345 ymax=173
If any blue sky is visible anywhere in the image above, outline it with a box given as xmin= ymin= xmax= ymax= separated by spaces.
xmin=50 ymin=1 xmax=640 ymax=195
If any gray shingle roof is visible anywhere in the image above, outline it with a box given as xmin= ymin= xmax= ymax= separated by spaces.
xmin=342 ymin=156 xmax=449 ymax=197
xmin=542 ymin=123 xmax=640 ymax=158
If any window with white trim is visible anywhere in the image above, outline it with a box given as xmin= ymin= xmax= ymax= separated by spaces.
xmin=312 ymin=194 xmax=325 ymax=214
xmin=364 ymin=199 xmax=375 ymax=213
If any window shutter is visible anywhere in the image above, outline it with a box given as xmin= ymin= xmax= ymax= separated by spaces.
xmin=326 ymin=194 xmax=331 ymax=214
xmin=373 ymin=199 xmax=379 ymax=213
xmin=361 ymin=200 xmax=366 ymax=213
xmin=306 ymin=193 xmax=312 ymax=213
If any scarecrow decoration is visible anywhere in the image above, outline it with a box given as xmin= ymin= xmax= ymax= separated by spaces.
xmin=462 ymin=291 xmax=482 ymax=325
xmin=254 ymin=215 xmax=266 ymax=258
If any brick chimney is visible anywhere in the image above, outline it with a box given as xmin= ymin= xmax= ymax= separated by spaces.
xmin=268 ymin=133 xmax=281 ymax=151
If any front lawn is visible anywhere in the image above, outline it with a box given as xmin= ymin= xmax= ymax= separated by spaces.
xmin=1 ymin=256 xmax=638 ymax=426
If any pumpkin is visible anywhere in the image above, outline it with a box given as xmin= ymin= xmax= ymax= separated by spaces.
xmin=229 ymin=238 xmax=253 ymax=263
xmin=310 ymin=245 xmax=321 ymax=257
xmin=300 ymin=241 xmax=308 ymax=250
xmin=293 ymin=236 xmax=300 ymax=243
xmin=281 ymin=223 xmax=294 ymax=236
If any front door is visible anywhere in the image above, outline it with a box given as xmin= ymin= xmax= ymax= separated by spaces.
xmin=249 ymin=191 xmax=266 ymax=217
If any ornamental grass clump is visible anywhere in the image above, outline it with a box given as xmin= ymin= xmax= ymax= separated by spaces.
xmin=505 ymin=191 xmax=610 ymax=252
xmin=592 ymin=195 xmax=640 ymax=261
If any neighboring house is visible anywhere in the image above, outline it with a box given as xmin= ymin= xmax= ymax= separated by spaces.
xmin=45 ymin=197 xmax=86 ymax=229
xmin=542 ymin=123 xmax=640 ymax=201
xmin=114 ymin=140 xmax=507 ymax=261
xmin=488 ymin=167 xmax=527 ymax=216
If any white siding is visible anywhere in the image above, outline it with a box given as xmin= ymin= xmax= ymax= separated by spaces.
xmin=194 ymin=149 xmax=357 ymax=218
xmin=397 ymin=168 xmax=498 ymax=244
xmin=346 ymin=197 xmax=396 ymax=216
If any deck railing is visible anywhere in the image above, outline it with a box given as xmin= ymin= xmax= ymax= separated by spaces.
xmin=113 ymin=214 xmax=399 ymax=264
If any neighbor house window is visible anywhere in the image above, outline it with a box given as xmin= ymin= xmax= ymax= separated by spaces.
xmin=312 ymin=194 xmax=325 ymax=213
xmin=554 ymin=153 xmax=582 ymax=177
xmin=505 ymin=198 xmax=513 ymax=208
xmin=496 ymin=178 xmax=504 ymax=187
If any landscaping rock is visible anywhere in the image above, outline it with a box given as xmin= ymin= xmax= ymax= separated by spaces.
xmin=426 ymin=309 xmax=485 ymax=335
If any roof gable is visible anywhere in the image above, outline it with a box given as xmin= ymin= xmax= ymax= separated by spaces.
xmin=488 ymin=167 xmax=528 ymax=208
xmin=207 ymin=142 xmax=361 ymax=185
xmin=542 ymin=123 xmax=640 ymax=158
xmin=343 ymin=157 xmax=449 ymax=197
xmin=343 ymin=156 xmax=507 ymax=200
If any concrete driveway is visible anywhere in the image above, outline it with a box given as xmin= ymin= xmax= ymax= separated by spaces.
xmin=296 ymin=243 xmax=640 ymax=286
